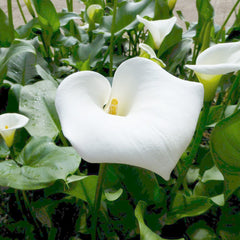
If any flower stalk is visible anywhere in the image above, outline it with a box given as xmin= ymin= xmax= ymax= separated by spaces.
xmin=7 ymin=0 xmax=14 ymax=42
xmin=16 ymin=0 xmax=27 ymax=24
xmin=66 ymin=0 xmax=73 ymax=12
xmin=216 ymin=0 xmax=240 ymax=42
xmin=91 ymin=163 xmax=107 ymax=240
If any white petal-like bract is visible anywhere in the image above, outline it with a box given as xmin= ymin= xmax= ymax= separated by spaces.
xmin=55 ymin=57 xmax=204 ymax=180
xmin=185 ymin=42 xmax=240 ymax=75
xmin=137 ymin=15 xmax=177 ymax=49
xmin=0 ymin=113 xmax=29 ymax=147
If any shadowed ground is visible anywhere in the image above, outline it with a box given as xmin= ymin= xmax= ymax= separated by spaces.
xmin=0 ymin=0 xmax=239 ymax=28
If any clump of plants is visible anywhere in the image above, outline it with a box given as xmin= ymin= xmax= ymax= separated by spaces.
xmin=0 ymin=0 xmax=240 ymax=239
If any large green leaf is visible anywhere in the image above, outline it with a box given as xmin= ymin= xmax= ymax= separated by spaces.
xmin=195 ymin=0 xmax=214 ymax=47
xmin=162 ymin=36 xmax=190 ymax=73
xmin=45 ymin=174 xmax=99 ymax=206
xmin=0 ymin=137 xmax=10 ymax=158
xmin=65 ymin=175 xmax=98 ymax=206
xmin=16 ymin=18 xmax=39 ymax=39
xmin=0 ymin=39 xmax=36 ymax=82
xmin=166 ymin=192 xmax=212 ymax=224
xmin=0 ymin=8 xmax=14 ymax=47
xmin=196 ymin=0 xmax=214 ymax=24
xmin=7 ymin=51 xmax=37 ymax=85
xmin=193 ymin=180 xmax=224 ymax=206
xmin=32 ymin=0 xmax=60 ymax=33
xmin=51 ymin=31 xmax=79 ymax=48
xmin=0 ymin=136 xmax=81 ymax=190
xmin=6 ymin=39 xmax=49 ymax=85
xmin=206 ymin=104 xmax=240 ymax=127
xmin=210 ymin=110 xmax=240 ymax=198
xmin=72 ymin=35 xmax=105 ymax=67
xmin=154 ymin=0 xmax=170 ymax=19
xmin=58 ymin=12 xmax=82 ymax=27
xmin=19 ymin=80 xmax=60 ymax=139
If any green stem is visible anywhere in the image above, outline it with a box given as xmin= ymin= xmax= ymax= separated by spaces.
xmin=188 ymin=41 xmax=200 ymax=81
xmin=216 ymin=0 xmax=240 ymax=42
xmin=100 ymin=36 xmax=120 ymax=70
xmin=91 ymin=163 xmax=107 ymax=240
xmin=59 ymin=131 xmax=69 ymax=146
xmin=66 ymin=0 xmax=73 ymax=12
xmin=109 ymin=0 xmax=118 ymax=77
xmin=39 ymin=33 xmax=51 ymax=61
xmin=7 ymin=0 xmax=14 ymax=41
xmin=15 ymin=190 xmax=28 ymax=223
xmin=22 ymin=191 xmax=44 ymax=238
xmin=66 ymin=0 xmax=75 ymax=36
xmin=170 ymin=101 xmax=211 ymax=197
xmin=16 ymin=0 xmax=27 ymax=24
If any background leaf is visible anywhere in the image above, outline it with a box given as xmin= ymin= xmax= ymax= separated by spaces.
xmin=7 ymin=51 xmax=37 ymax=85
xmin=0 ymin=8 xmax=14 ymax=47
xmin=210 ymin=110 xmax=240 ymax=198
xmin=195 ymin=0 xmax=214 ymax=47
xmin=0 ymin=39 xmax=36 ymax=82
xmin=19 ymin=80 xmax=60 ymax=139
xmin=166 ymin=193 xmax=212 ymax=224
xmin=0 ymin=136 xmax=81 ymax=190
xmin=32 ymin=0 xmax=60 ymax=33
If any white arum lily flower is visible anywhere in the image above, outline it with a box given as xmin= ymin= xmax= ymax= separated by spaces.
xmin=186 ymin=42 xmax=240 ymax=102
xmin=0 ymin=113 xmax=29 ymax=147
xmin=87 ymin=4 xmax=102 ymax=21
xmin=139 ymin=43 xmax=166 ymax=68
xmin=137 ymin=15 xmax=177 ymax=49
xmin=55 ymin=57 xmax=203 ymax=180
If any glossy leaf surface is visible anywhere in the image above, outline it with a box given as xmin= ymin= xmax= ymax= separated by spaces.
xmin=0 ymin=137 xmax=81 ymax=190
xmin=19 ymin=80 xmax=60 ymax=139
xmin=210 ymin=110 xmax=240 ymax=197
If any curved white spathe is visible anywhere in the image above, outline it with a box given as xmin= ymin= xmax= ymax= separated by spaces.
xmin=55 ymin=57 xmax=204 ymax=180
xmin=87 ymin=4 xmax=102 ymax=21
xmin=137 ymin=15 xmax=177 ymax=49
xmin=185 ymin=42 xmax=240 ymax=75
xmin=0 ymin=113 xmax=29 ymax=147
xmin=185 ymin=42 xmax=240 ymax=101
